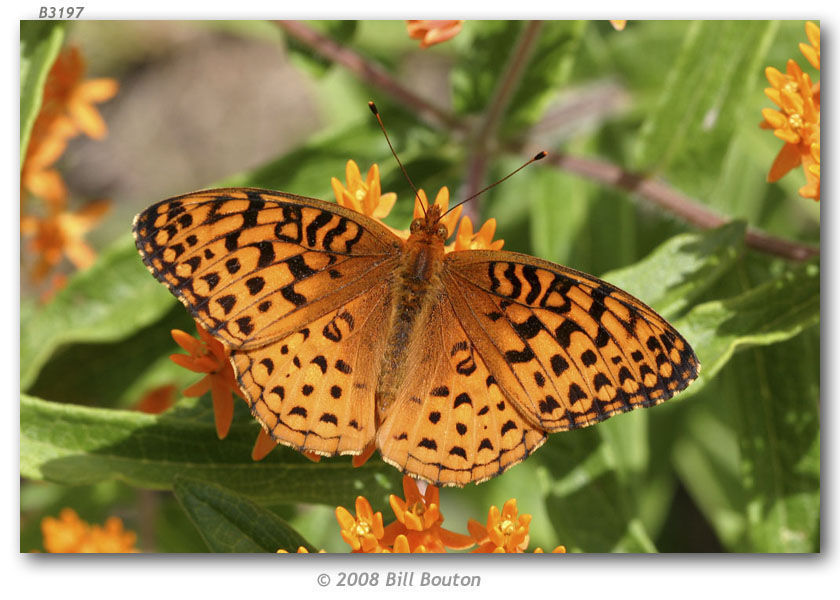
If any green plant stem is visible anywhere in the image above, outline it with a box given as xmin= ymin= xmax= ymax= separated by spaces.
xmin=272 ymin=19 xmax=819 ymax=263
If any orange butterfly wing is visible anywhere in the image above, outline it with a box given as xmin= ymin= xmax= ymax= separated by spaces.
xmin=135 ymin=188 xmax=699 ymax=485
xmin=376 ymin=296 xmax=548 ymax=486
xmin=376 ymin=249 xmax=698 ymax=486
xmin=134 ymin=188 xmax=400 ymax=455
xmin=442 ymin=250 xmax=700 ymax=431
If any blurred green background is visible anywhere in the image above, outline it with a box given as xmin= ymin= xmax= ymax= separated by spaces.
xmin=20 ymin=20 xmax=819 ymax=553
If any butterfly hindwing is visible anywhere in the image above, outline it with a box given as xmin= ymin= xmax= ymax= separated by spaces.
xmin=442 ymin=250 xmax=700 ymax=432
xmin=376 ymin=297 xmax=547 ymax=486
xmin=232 ymin=280 xmax=391 ymax=456
xmin=133 ymin=188 xmax=402 ymax=349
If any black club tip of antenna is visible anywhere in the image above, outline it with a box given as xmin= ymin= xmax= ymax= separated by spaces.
xmin=368 ymin=101 xmax=379 ymax=115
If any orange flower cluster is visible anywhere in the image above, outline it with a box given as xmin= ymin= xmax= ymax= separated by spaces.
xmin=760 ymin=22 xmax=820 ymax=201
xmin=332 ymin=160 xmax=397 ymax=220
xmin=40 ymin=508 xmax=138 ymax=553
xmin=406 ymin=20 xmax=464 ymax=48
xmin=170 ymin=161 xmax=504 ymax=464
xmin=333 ymin=160 xmax=504 ymax=252
xmin=134 ymin=383 xmax=177 ymax=414
xmin=331 ymin=476 xmax=566 ymax=553
xmin=21 ymin=46 xmax=118 ymax=289
xmin=170 ymin=324 xmax=242 ymax=440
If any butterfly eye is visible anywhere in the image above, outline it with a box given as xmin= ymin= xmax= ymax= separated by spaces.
xmin=436 ymin=224 xmax=449 ymax=240
xmin=410 ymin=219 xmax=423 ymax=233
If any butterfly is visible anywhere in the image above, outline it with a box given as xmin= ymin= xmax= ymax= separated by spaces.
xmin=133 ymin=183 xmax=699 ymax=487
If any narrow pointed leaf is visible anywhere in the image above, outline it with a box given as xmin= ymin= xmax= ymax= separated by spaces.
xmin=174 ymin=476 xmax=315 ymax=553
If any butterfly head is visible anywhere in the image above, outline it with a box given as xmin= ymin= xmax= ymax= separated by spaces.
xmin=409 ymin=202 xmax=450 ymax=242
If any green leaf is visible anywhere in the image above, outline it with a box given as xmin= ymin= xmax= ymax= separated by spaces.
xmin=452 ymin=21 xmax=522 ymax=117
xmin=674 ymin=327 xmax=819 ymax=552
xmin=732 ymin=330 xmax=820 ymax=552
xmin=20 ymin=235 xmax=176 ymax=391
xmin=174 ymin=476 xmax=314 ymax=552
xmin=601 ymin=220 xmax=747 ymax=318
xmin=452 ymin=21 xmax=584 ymax=135
xmin=21 ymin=394 xmax=400 ymax=511
xmin=538 ymin=429 xmax=658 ymax=552
xmin=20 ymin=20 xmax=66 ymax=162
xmin=219 ymin=121 xmax=389 ymax=200
xmin=27 ymin=302 xmax=196 ymax=409
xmin=632 ymin=21 xmax=778 ymax=177
xmin=675 ymin=260 xmax=820 ymax=393
xmin=503 ymin=20 xmax=585 ymax=136
xmin=672 ymin=398 xmax=748 ymax=550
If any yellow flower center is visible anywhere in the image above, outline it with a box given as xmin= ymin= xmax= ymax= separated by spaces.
xmin=500 ymin=519 xmax=515 ymax=537
xmin=783 ymin=80 xmax=799 ymax=95
xmin=410 ymin=501 xmax=426 ymax=517
xmin=788 ymin=113 xmax=804 ymax=131
xmin=353 ymin=521 xmax=371 ymax=537
xmin=355 ymin=187 xmax=368 ymax=202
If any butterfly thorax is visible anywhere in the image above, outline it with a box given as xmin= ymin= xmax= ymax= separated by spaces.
xmin=375 ymin=208 xmax=449 ymax=420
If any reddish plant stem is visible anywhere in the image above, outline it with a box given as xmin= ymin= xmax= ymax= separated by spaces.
xmin=464 ymin=21 xmax=543 ymax=222
xmin=275 ymin=20 xmax=464 ymax=132
xmin=535 ymin=149 xmax=819 ymax=262
xmin=273 ymin=20 xmax=819 ymax=263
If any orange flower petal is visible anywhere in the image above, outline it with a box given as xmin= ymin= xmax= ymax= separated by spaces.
xmin=303 ymin=451 xmax=322 ymax=463
xmin=501 ymin=498 xmax=518 ymax=521
xmin=800 ymin=43 xmax=819 ymax=71
xmin=251 ymin=428 xmax=277 ymax=461
xmin=355 ymin=496 xmax=373 ymax=523
xmin=62 ymin=238 xmax=97 ymax=269
xmin=773 ymin=128 xmax=800 ymax=145
xmin=392 ymin=534 xmax=411 ymax=553
xmin=761 ymin=108 xmax=787 ymax=129
xmin=352 ymin=442 xmax=376 ymax=467
xmin=372 ymin=192 xmax=397 ymax=220
xmin=437 ymin=527 xmax=475 ymax=550
xmin=467 ymin=518 xmax=487 ymax=542
xmin=169 ymin=353 xmax=209 ymax=373
xmin=171 ymin=329 xmax=204 ymax=354
xmin=182 ymin=376 xmax=212 ymax=397
xmin=76 ymin=77 xmax=119 ymax=103
xmin=67 ymin=100 xmax=108 ymax=139
xmin=406 ymin=20 xmax=463 ymax=48
xmin=765 ymin=66 xmax=787 ymax=89
xmin=767 ymin=142 xmax=803 ymax=182
xmin=404 ymin=510 xmax=424 ymax=531
xmin=210 ymin=379 xmax=234 ymax=438
xmin=335 ymin=506 xmax=357 ymax=531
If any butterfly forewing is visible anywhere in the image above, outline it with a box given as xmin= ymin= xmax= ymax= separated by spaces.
xmin=442 ymin=250 xmax=700 ymax=432
xmin=133 ymin=188 xmax=402 ymax=456
xmin=133 ymin=188 xmax=401 ymax=349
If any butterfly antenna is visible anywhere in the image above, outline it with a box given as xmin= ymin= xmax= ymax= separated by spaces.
xmin=442 ymin=151 xmax=548 ymax=218
xmin=368 ymin=101 xmax=426 ymax=215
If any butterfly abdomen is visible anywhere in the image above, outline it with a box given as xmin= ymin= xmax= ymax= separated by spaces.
xmin=375 ymin=233 xmax=447 ymax=418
